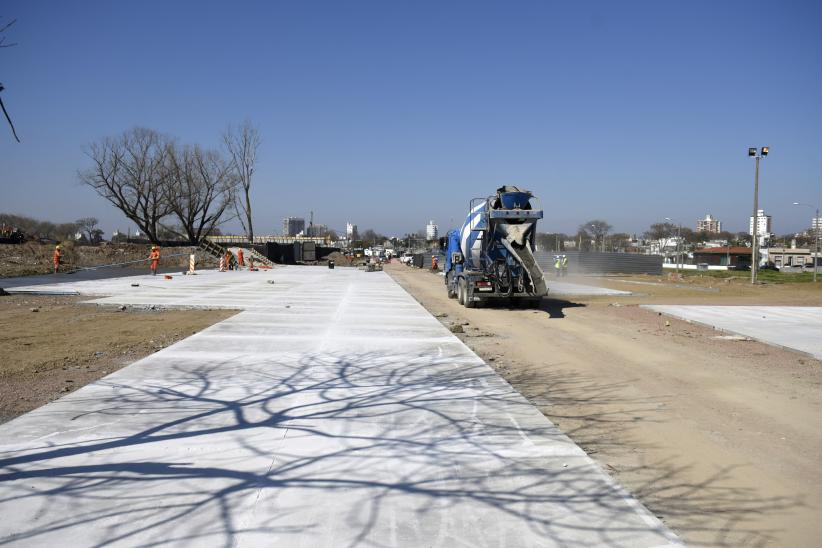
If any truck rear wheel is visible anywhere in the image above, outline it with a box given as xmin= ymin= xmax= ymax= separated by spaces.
xmin=446 ymin=273 xmax=457 ymax=299
xmin=463 ymin=284 xmax=476 ymax=309
xmin=457 ymin=278 xmax=466 ymax=305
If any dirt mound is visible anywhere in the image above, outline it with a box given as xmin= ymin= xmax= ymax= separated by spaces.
xmin=323 ymin=251 xmax=354 ymax=267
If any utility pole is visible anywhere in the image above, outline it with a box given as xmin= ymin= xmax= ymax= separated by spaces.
xmin=816 ymin=206 xmax=820 ymax=283
xmin=748 ymin=147 xmax=769 ymax=283
xmin=665 ymin=217 xmax=681 ymax=278
xmin=793 ymin=201 xmax=819 ymax=283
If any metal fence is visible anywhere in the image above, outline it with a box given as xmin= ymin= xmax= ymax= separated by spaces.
xmin=535 ymin=251 xmax=662 ymax=275
xmin=408 ymin=250 xmax=661 ymax=275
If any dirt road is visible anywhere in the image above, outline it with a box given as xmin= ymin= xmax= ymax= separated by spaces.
xmin=0 ymin=294 xmax=235 ymax=424
xmin=386 ymin=263 xmax=822 ymax=547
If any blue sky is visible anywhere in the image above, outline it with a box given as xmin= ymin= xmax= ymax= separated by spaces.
xmin=1 ymin=0 xmax=820 ymax=237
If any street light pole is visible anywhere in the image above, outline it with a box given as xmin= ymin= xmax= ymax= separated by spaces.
xmin=590 ymin=224 xmax=597 ymax=253
xmin=665 ymin=217 xmax=680 ymax=278
xmin=793 ymin=202 xmax=819 ymax=283
xmin=752 ymin=155 xmax=760 ymax=284
xmin=748 ymin=147 xmax=769 ymax=284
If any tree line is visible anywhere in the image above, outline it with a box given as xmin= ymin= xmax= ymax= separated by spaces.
xmin=0 ymin=213 xmax=105 ymax=242
xmin=79 ymin=123 xmax=259 ymax=245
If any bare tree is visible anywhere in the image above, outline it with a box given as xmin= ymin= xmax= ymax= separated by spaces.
xmin=223 ymin=121 xmax=260 ymax=242
xmin=54 ymin=222 xmax=80 ymax=241
xmin=644 ymin=222 xmax=676 ymax=242
xmin=163 ymin=143 xmax=237 ymax=244
xmin=1 ymin=16 xmax=20 ymax=142
xmin=579 ymin=219 xmax=612 ymax=252
xmin=75 ymin=217 xmax=99 ymax=241
xmin=80 ymin=127 xmax=173 ymax=244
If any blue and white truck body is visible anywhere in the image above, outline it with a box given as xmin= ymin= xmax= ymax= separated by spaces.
xmin=444 ymin=186 xmax=547 ymax=307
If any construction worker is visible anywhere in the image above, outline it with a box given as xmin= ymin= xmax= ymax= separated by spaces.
xmin=561 ymin=255 xmax=569 ymax=277
xmin=53 ymin=244 xmax=62 ymax=274
xmin=554 ymin=255 xmax=561 ymax=277
xmin=149 ymin=245 xmax=161 ymax=276
xmin=224 ymin=249 xmax=233 ymax=271
xmin=236 ymin=248 xmax=245 ymax=269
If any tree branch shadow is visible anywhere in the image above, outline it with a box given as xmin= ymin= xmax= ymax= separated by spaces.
xmin=0 ymin=351 xmax=797 ymax=546
xmin=506 ymin=365 xmax=801 ymax=547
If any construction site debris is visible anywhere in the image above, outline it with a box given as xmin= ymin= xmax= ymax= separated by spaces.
xmin=325 ymin=252 xmax=352 ymax=267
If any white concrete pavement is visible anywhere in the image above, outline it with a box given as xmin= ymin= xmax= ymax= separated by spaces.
xmin=644 ymin=305 xmax=822 ymax=360
xmin=545 ymin=279 xmax=631 ymax=297
xmin=0 ymin=268 xmax=678 ymax=546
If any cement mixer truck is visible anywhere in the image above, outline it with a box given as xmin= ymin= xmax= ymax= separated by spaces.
xmin=443 ymin=186 xmax=547 ymax=308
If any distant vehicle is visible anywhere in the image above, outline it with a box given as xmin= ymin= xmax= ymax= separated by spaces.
xmin=443 ymin=186 xmax=547 ymax=308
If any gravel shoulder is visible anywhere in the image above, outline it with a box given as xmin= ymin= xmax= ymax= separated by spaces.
xmin=386 ymin=263 xmax=822 ymax=548
xmin=0 ymin=294 xmax=236 ymax=424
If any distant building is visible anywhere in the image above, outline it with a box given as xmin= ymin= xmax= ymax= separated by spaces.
xmin=306 ymin=224 xmax=328 ymax=238
xmin=811 ymin=217 xmax=822 ymax=234
xmin=693 ymin=246 xmax=752 ymax=268
xmin=696 ymin=214 xmax=722 ymax=234
xmin=426 ymin=220 xmax=438 ymax=240
xmin=749 ymin=209 xmax=773 ymax=246
xmin=346 ymin=222 xmax=358 ymax=240
xmin=283 ymin=217 xmax=305 ymax=236
xmin=766 ymin=247 xmax=817 ymax=269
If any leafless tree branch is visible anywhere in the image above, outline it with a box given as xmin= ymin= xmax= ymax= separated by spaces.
xmin=79 ymin=128 xmax=174 ymax=244
xmin=163 ymin=143 xmax=238 ymax=244
xmin=223 ymin=120 xmax=260 ymax=243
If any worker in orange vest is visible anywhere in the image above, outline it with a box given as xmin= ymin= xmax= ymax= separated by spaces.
xmin=53 ymin=244 xmax=62 ymax=274
xmin=149 ymin=245 xmax=161 ymax=275
xmin=236 ymin=248 xmax=245 ymax=268
xmin=224 ymin=249 xmax=233 ymax=271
